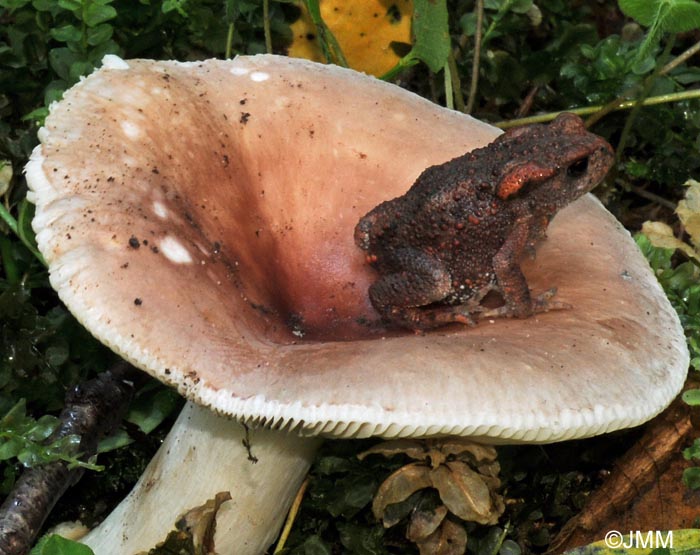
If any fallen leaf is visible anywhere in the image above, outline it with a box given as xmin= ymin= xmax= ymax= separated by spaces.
xmin=641 ymin=221 xmax=697 ymax=260
xmin=406 ymin=505 xmax=448 ymax=542
xmin=372 ymin=462 xmax=433 ymax=525
xmin=415 ymin=518 xmax=468 ymax=555
xmin=358 ymin=439 xmax=426 ymax=461
xmin=677 ymin=179 xmax=700 ymax=248
xmin=140 ymin=491 xmax=232 ymax=555
xmin=430 ymin=461 xmax=502 ymax=525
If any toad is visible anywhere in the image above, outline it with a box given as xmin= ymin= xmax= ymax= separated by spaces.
xmin=355 ymin=112 xmax=614 ymax=330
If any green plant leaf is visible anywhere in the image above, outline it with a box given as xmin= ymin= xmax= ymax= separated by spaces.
xmin=0 ymin=0 xmax=32 ymax=9
xmin=682 ymin=388 xmax=700 ymax=405
xmin=56 ymin=0 xmax=81 ymax=12
xmin=50 ymin=24 xmax=82 ymax=43
xmin=620 ymin=0 xmax=700 ymax=70
xmin=86 ymin=23 xmax=113 ymax=45
xmin=619 ymin=0 xmax=664 ymax=26
xmin=407 ymin=0 xmax=450 ymax=72
xmin=162 ymin=0 xmax=187 ymax=16
xmin=49 ymin=47 xmax=80 ymax=81
xmin=336 ymin=522 xmax=386 ymax=555
xmin=683 ymin=438 xmax=700 ymax=460
xmin=621 ymin=0 xmax=700 ymax=33
xmin=290 ymin=535 xmax=332 ymax=555
xmin=125 ymin=385 xmax=181 ymax=435
xmin=84 ymin=2 xmax=117 ymax=26
xmin=83 ymin=3 xmax=116 ymax=26
xmin=30 ymin=534 xmax=95 ymax=555
xmin=683 ymin=466 xmax=700 ymax=490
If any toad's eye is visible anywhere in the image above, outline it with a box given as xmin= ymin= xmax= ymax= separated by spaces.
xmin=567 ymin=157 xmax=589 ymax=178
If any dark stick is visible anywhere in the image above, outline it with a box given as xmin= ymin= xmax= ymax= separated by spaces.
xmin=0 ymin=361 xmax=140 ymax=555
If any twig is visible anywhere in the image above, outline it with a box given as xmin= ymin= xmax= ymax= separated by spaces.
xmin=263 ymin=0 xmax=272 ymax=54
xmin=0 ymin=362 xmax=139 ymax=555
xmin=493 ymin=89 xmax=700 ymax=129
xmin=225 ymin=23 xmax=234 ymax=59
xmin=273 ymin=476 xmax=310 ymax=554
xmin=626 ymin=183 xmax=678 ymax=211
xmin=448 ymin=52 xmax=465 ymax=112
xmin=444 ymin=60 xmax=454 ymax=110
xmin=465 ymin=0 xmax=484 ymax=114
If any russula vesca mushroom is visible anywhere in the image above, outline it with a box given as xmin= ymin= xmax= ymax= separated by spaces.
xmin=26 ymin=54 xmax=688 ymax=554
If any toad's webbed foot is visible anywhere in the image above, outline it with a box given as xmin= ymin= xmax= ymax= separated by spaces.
xmin=481 ymin=288 xmax=571 ymax=319
xmin=386 ymin=304 xmax=481 ymax=331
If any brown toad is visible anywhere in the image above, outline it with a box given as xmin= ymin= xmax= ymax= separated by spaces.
xmin=354 ymin=112 xmax=614 ymax=330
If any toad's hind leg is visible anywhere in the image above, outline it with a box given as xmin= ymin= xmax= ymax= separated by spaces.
xmin=368 ymin=248 xmax=452 ymax=323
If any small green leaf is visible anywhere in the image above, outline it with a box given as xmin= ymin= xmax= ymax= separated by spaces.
xmin=30 ymin=534 xmax=95 ymax=555
xmin=682 ymin=388 xmax=700 ymax=405
xmin=290 ymin=535 xmax=332 ymax=555
xmin=69 ymin=60 xmax=95 ymax=81
xmin=56 ymin=0 xmax=81 ymax=12
xmin=50 ymin=24 xmax=82 ymax=43
xmin=0 ymin=0 xmax=32 ymax=9
xmin=407 ymin=0 xmax=450 ymax=72
xmin=49 ymin=47 xmax=80 ymax=81
xmin=619 ymin=0 xmax=662 ymax=26
xmin=84 ymin=3 xmax=117 ymax=26
xmin=0 ymin=437 xmax=23 ymax=460
xmin=97 ymin=428 xmax=132 ymax=453
xmin=223 ymin=0 xmax=239 ymax=24
xmin=683 ymin=466 xmax=700 ymax=489
xmin=27 ymin=415 xmax=59 ymax=442
xmin=337 ymin=522 xmax=386 ymax=555
xmin=162 ymin=0 xmax=187 ymax=16
xmin=86 ymin=23 xmax=113 ymax=46
xmin=660 ymin=1 xmax=700 ymax=34
xmin=126 ymin=386 xmax=181 ymax=435
xmin=683 ymin=438 xmax=700 ymax=461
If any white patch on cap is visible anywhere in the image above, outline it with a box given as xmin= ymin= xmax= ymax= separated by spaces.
xmin=153 ymin=201 xmax=168 ymax=219
xmin=121 ymin=121 xmax=141 ymax=139
xmin=102 ymin=55 xmax=130 ymax=70
xmin=275 ymin=96 xmax=291 ymax=108
xmin=37 ymin=127 xmax=49 ymax=143
xmin=250 ymin=71 xmax=270 ymax=82
xmin=393 ymin=112 xmax=407 ymax=121
xmin=160 ymin=236 xmax=192 ymax=264
xmin=230 ymin=67 xmax=250 ymax=76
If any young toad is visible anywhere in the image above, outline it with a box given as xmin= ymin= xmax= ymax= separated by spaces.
xmin=355 ymin=112 xmax=614 ymax=330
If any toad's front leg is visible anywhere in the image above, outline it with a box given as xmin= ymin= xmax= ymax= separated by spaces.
xmin=485 ymin=212 xmax=569 ymax=319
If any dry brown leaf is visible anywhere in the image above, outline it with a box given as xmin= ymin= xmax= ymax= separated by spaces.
xmin=358 ymin=439 xmax=426 ymax=461
xmin=676 ymin=179 xmax=700 ymax=247
xmin=406 ymin=505 xmax=449 ymax=542
xmin=430 ymin=461 xmax=501 ymax=525
xmin=372 ymin=462 xmax=433 ymax=524
xmin=437 ymin=440 xmax=498 ymax=464
xmin=139 ymin=491 xmax=232 ymax=555
xmin=641 ymin=221 xmax=698 ymax=260
xmin=415 ymin=518 xmax=468 ymax=555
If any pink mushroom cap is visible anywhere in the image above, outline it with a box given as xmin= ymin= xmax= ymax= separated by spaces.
xmin=26 ymin=54 xmax=688 ymax=444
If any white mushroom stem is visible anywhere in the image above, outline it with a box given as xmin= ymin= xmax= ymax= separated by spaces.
xmin=81 ymin=402 xmax=322 ymax=554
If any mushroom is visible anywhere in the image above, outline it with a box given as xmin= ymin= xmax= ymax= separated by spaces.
xmin=25 ymin=54 xmax=688 ymax=554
